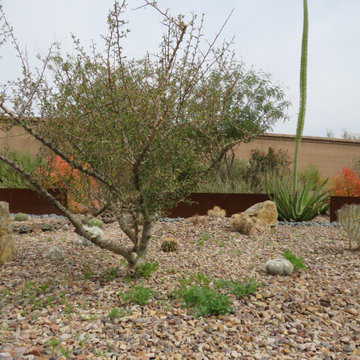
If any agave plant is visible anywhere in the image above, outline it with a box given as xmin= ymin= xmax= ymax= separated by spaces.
xmin=266 ymin=177 xmax=331 ymax=222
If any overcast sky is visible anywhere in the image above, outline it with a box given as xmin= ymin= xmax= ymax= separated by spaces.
xmin=1 ymin=0 xmax=359 ymax=138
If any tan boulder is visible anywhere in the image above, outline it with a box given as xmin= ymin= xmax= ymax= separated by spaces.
xmin=230 ymin=200 xmax=278 ymax=236
xmin=0 ymin=202 xmax=17 ymax=264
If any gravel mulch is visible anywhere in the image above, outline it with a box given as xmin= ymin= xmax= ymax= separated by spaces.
xmin=1 ymin=216 xmax=360 ymax=360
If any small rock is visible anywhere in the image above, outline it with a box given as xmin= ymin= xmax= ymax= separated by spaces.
xmin=45 ymin=246 xmax=64 ymax=260
xmin=25 ymin=347 xmax=41 ymax=357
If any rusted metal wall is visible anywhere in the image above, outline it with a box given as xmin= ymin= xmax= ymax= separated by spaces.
xmin=0 ymin=188 xmax=67 ymax=215
xmin=166 ymin=193 xmax=270 ymax=218
xmin=330 ymin=196 xmax=360 ymax=222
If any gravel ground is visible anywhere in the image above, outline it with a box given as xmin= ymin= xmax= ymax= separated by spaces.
xmin=1 ymin=216 xmax=359 ymax=360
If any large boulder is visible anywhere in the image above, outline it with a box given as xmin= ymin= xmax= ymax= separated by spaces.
xmin=0 ymin=201 xmax=16 ymax=264
xmin=230 ymin=200 xmax=278 ymax=236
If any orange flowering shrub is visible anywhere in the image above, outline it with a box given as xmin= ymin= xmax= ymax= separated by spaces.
xmin=38 ymin=155 xmax=100 ymax=213
xmin=332 ymin=167 xmax=360 ymax=197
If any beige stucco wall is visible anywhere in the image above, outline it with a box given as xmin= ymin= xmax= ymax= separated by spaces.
xmin=235 ymin=134 xmax=360 ymax=178
xmin=0 ymin=125 xmax=42 ymax=157
xmin=1 ymin=124 xmax=359 ymax=178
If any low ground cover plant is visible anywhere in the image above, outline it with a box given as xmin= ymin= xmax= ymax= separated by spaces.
xmin=174 ymin=273 xmax=260 ymax=317
xmin=282 ymin=249 xmax=308 ymax=271
xmin=119 ymin=285 xmax=155 ymax=306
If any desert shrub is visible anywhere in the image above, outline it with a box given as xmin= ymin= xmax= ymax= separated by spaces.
xmin=87 ymin=218 xmax=104 ymax=229
xmin=197 ymin=158 xmax=251 ymax=193
xmin=283 ymin=249 xmax=308 ymax=271
xmin=299 ymin=164 xmax=322 ymax=187
xmin=161 ymin=238 xmax=178 ymax=252
xmin=37 ymin=155 xmax=100 ymax=213
xmin=337 ymin=204 xmax=360 ymax=250
xmin=14 ymin=213 xmax=28 ymax=221
xmin=332 ymin=167 xmax=360 ymax=197
xmin=244 ymin=147 xmax=291 ymax=192
xmin=0 ymin=150 xmax=45 ymax=188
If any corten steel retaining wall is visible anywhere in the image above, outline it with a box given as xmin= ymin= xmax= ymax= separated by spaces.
xmin=330 ymin=196 xmax=360 ymax=222
xmin=0 ymin=188 xmax=67 ymax=215
xmin=166 ymin=193 xmax=270 ymax=218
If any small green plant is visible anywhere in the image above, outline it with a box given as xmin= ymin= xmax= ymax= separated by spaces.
xmin=15 ymin=213 xmax=28 ymax=221
xmin=198 ymin=232 xmax=211 ymax=247
xmin=182 ymin=285 xmax=232 ymax=317
xmin=104 ymin=266 xmax=120 ymax=282
xmin=84 ymin=265 xmax=95 ymax=280
xmin=119 ymin=285 xmax=155 ymax=306
xmin=337 ymin=204 xmax=360 ymax=250
xmin=48 ymin=337 xmax=61 ymax=353
xmin=64 ymin=302 xmax=74 ymax=315
xmin=214 ymin=278 xmax=260 ymax=298
xmin=161 ymin=238 xmax=179 ymax=252
xmin=45 ymin=237 xmax=53 ymax=242
xmin=59 ymin=347 xmax=72 ymax=358
xmin=87 ymin=218 xmax=104 ymax=229
xmin=137 ymin=259 xmax=159 ymax=279
xmin=283 ymin=249 xmax=308 ymax=271
xmin=76 ymin=333 xmax=90 ymax=347
xmin=108 ymin=307 xmax=126 ymax=321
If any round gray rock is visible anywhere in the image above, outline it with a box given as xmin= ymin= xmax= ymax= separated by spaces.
xmin=265 ymin=258 xmax=294 ymax=276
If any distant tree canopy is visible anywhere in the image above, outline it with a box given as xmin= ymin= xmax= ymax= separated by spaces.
xmin=0 ymin=1 xmax=289 ymax=274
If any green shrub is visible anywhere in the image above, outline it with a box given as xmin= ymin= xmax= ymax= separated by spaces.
xmin=215 ymin=278 xmax=260 ymax=298
xmin=283 ymin=249 xmax=308 ymax=271
xmin=266 ymin=177 xmax=331 ymax=221
xmin=137 ymin=259 xmax=159 ymax=279
xmin=244 ymin=147 xmax=291 ymax=192
xmin=0 ymin=150 xmax=45 ymax=188
xmin=119 ymin=285 xmax=155 ymax=305
xmin=298 ymin=164 xmax=321 ymax=187
xmin=87 ymin=218 xmax=104 ymax=229
xmin=182 ymin=285 xmax=232 ymax=317
xmin=15 ymin=213 xmax=28 ymax=221
xmin=161 ymin=238 xmax=178 ymax=252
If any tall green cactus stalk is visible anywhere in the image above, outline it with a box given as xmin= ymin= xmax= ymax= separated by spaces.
xmin=293 ymin=0 xmax=309 ymax=188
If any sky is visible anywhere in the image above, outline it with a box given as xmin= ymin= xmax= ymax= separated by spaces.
xmin=1 ymin=0 xmax=359 ymax=138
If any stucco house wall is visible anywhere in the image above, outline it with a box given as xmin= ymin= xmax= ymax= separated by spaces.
xmin=234 ymin=134 xmax=360 ymax=178
xmin=1 ymin=124 xmax=359 ymax=178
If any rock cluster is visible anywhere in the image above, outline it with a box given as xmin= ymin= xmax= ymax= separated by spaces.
xmin=231 ymin=200 xmax=278 ymax=236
